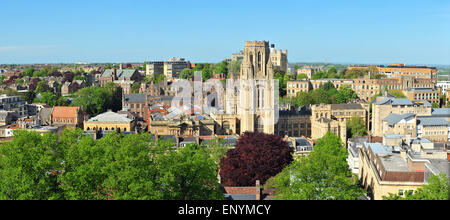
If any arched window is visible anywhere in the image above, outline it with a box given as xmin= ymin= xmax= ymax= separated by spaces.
xmin=254 ymin=116 xmax=264 ymax=133
xmin=257 ymin=52 xmax=261 ymax=70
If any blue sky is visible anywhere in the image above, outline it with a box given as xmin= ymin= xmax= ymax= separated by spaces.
xmin=1 ymin=0 xmax=449 ymax=65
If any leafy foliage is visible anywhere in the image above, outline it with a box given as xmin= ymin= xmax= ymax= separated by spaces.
xmin=229 ymin=60 xmax=241 ymax=75
xmin=0 ymin=130 xmax=62 ymax=200
xmin=131 ymin=82 xmax=141 ymax=94
xmin=383 ymin=173 xmax=449 ymax=200
xmin=219 ymin=132 xmax=293 ymax=187
xmin=268 ymin=132 xmax=365 ymax=200
xmin=71 ymin=83 xmax=122 ymax=117
xmin=179 ymin=68 xmax=194 ymax=79
xmin=388 ymin=89 xmax=407 ymax=98
xmin=202 ymin=63 xmax=213 ymax=82
xmin=347 ymin=116 xmax=367 ymax=138
xmin=214 ymin=60 xmax=228 ymax=76
xmin=0 ymin=129 xmax=223 ymax=200
xmin=296 ymin=73 xmax=308 ymax=80
xmin=33 ymin=92 xmax=70 ymax=106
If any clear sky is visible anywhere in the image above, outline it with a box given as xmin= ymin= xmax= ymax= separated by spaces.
xmin=1 ymin=0 xmax=449 ymax=65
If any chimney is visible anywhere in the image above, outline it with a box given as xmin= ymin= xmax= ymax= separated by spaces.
xmin=400 ymin=149 xmax=407 ymax=160
xmin=112 ymin=68 xmax=117 ymax=79
xmin=255 ymin=180 xmax=261 ymax=200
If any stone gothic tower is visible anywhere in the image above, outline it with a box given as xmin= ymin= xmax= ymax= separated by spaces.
xmin=238 ymin=40 xmax=277 ymax=134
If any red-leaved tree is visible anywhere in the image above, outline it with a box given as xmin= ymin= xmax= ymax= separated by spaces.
xmin=219 ymin=132 xmax=293 ymax=187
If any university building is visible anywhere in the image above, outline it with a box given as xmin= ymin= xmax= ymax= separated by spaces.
xmin=348 ymin=64 xmax=437 ymax=80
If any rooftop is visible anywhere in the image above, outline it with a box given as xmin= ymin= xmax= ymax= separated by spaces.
xmin=384 ymin=134 xmax=407 ymax=139
xmin=52 ymin=106 xmax=80 ymax=118
xmin=330 ymin=103 xmax=364 ymax=110
xmin=376 ymin=98 xmax=413 ymax=106
xmin=124 ymin=94 xmax=147 ymax=103
xmin=101 ymin=69 xmax=137 ymax=78
xmin=379 ymin=153 xmax=410 ymax=172
xmin=365 ymin=142 xmax=393 ymax=155
xmin=87 ymin=111 xmax=132 ymax=122
xmin=431 ymin=108 xmax=450 ymax=117
xmin=418 ymin=117 xmax=449 ymax=126
xmin=383 ymin=113 xmax=415 ymax=126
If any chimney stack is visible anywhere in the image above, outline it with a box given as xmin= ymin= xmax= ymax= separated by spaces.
xmin=256 ymin=180 xmax=261 ymax=200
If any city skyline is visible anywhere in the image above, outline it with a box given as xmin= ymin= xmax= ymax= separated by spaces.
xmin=1 ymin=0 xmax=450 ymax=65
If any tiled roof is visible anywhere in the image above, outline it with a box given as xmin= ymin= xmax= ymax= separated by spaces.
xmin=330 ymin=103 xmax=364 ymax=110
xmin=52 ymin=107 xmax=80 ymax=118
xmin=364 ymin=143 xmax=392 ymax=155
xmin=376 ymin=98 xmax=413 ymax=106
xmin=431 ymin=108 xmax=450 ymax=117
xmin=418 ymin=117 xmax=450 ymax=126
xmin=88 ymin=111 xmax=132 ymax=122
xmin=124 ymin=94 xmax=147 ymax=103
xmin=101 ymin=69 xmax=137 ymax=78
xmin=225 ymin=194 xmax=257 ymax=200
xmin=383 ymin=113 xmax=415 ymax=126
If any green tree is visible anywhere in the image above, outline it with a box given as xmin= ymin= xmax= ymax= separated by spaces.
xmin=203 ymin=138 xmax=232 ymax=168
xmin=23 ymin=90 xmax=37 ymax=104
xmin=389 ymin=89 xmax=407 ymax=98
xmin=71 ymin=86 xmax=115 ymax=116
xmin=202 ymin=64 xmax=212 ymax=82
xmin=336 ymin=84 xmax=357 ymax=104
xmin=347 ymin=116 xmax=367 ymax=138
xmin=269 ymin=132 xmax=365 ymax=200
xmin=58 ymin=131 xmax=163 ymax=200
xmin=179 ymin=68 xmax=194 ymax=79
xmin=142 ymin=61 xmax=147 ymax=71
xmin=229 ymin=60 xmax=241 ymax=75
xmin=214 ymin=60 xmax=228 ymax=76
xmin=157 ymin=144 xmax=224 ymax=200
xmin=131 ymin=82 xmax=141 ymax=94
xmin=34 ymin=91 xmax=57 ymax=106
xmin=296 ymin=73 xmax=308 ymax=80
xmin=73 ymin=75 xmax=86 ymax=82
xmin=0 ymin=129 xmax=225 ymax=200
xmin=292 ymin=92 xmax=314 ymax=106
xmin=345 ymin=68 xmax=367 ymax=79
xmin=383 ymin=173 xmax=449 ymax=200
xmin=35 ymin=80 xmax=51 ymax=94
xmin=22 ymin=67 xmax=35 ymax=77
xmin=15 ymin=78 xmax=24 ymax=85
xmin=0 ymin=130 xmax=62 ymax=200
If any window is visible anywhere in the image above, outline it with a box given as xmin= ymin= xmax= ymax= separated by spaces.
xmin=399 ymin=189 xmax=404 ymax=196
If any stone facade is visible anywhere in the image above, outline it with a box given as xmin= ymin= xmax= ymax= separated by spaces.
xmin=269 ymin=46 xmax=288 ymax=72
xmin=287 ymin=76 xmax=436 ymax=101
xmin=238 ymin=40 xmax=276 ymax=135
xmin=348 ymin=64 xmax=437 ymax=79
xmin=275 ymin=106 xmax=311 ymax=138
xmin=372 ymin=97 xmax=432 ymax=137
xmin=84 ymin=110 xmax=135 ymax=133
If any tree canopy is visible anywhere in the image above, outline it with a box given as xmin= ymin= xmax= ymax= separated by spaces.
xmin=219 ymin=132 xmax=293 ymax=187
xmin=347 ymin=115 xmax=367 ymax=138
xmin=0 ymin=129 xmax=224 ymax=200
xmin=290 ymin=81 xmax=358 ymax=106
xmin=383 ymin=173 xmax=449 ymax=200
xmin=71 ymin=83 xmax=122 ymax=117
xmin=266 ymin=132 xmax=365 ymax=200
